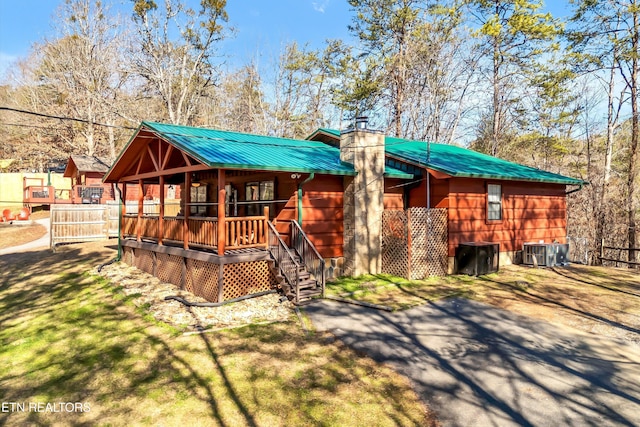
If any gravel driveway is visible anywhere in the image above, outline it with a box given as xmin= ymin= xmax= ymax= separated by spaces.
xmin=304 ymin=298 xmax=640 ymax=427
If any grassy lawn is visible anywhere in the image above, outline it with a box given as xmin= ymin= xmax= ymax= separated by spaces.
xmin=327 ymin=264 xmax=640 ymax=344
xmin=326 ymin=273 xmax=479 ymax=310
xmin=0 ymin=243 xmax=435 ymax=426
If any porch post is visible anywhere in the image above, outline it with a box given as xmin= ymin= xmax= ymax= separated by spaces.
xmin=121 ymin=183 xmax=127 ymax=239
xmin=136 ymin=179 xmax=143 ymax=241
xmin=183 ymin=172 xmax=191 ymax=250
xmin=158 ymin=175 xmax=165 ymax=245
xmin=217 ymin=169 xmax=226 ymax=255
xmin=263 ymin=206 xmax=269 ymax=248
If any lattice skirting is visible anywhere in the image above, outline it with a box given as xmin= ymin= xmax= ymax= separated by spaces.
xmin=122 ymin=246 xmax=134 ymax=265
xmin=157 ymin=252 xmax=184 ymax=288
xmin=382 ymin=208 xmax=448 ymax=279
xmin=134 ymin=249 xmax=154 ymax=275
xmin=186 ymin=258 xmax=219 ymax=301
xmin=121 ymin=245 xmax=277 ymax=302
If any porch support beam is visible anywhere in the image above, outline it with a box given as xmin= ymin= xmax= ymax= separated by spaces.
xmin=263 ymin=206 xmax=269 ymax=248
xmin=183 ymin=172 xmax=191 ymax=250
xmin=121 ymin=164 xmax=209 ymax=182
xmin=158 ymin=175 xmax=165 ymax=245
xmin=136 ymin=179 xmax=143 ymax=241
xmin=161 ymin=145 xmax=174 ymax=170
xmin=218 ymin=169 xmax=226 ymax=255
xmin=121 ymin=183 xmax=127 ymax=239
xmin=147 ymin=144 xmax=160 ymax=171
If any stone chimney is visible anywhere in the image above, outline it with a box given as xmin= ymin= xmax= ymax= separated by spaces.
xmin=340 ymin=117 xmax=385 ymax=276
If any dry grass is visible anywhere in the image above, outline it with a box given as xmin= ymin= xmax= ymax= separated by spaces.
xmin=0 ymin=223 xmax=47 ymax=249
xmin=0 ymin=207 xmax=49 ymax=249
xmin=327 ymin=264 xmax=640 ymax=345
xmin=0 ymin=241 xmax=437 ymax=426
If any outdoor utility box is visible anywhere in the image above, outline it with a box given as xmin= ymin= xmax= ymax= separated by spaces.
xmin=455 ymin=242 xmax=500 ymax=276
xmin=522 ymin=243 xmax=570 ymax=267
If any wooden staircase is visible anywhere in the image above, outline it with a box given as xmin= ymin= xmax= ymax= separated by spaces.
xmin=268 ymin=254 xmax=323 ymax=305
xmin=267 ymin=221 xmax=325 ymax=306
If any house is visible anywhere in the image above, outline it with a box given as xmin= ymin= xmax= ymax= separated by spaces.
xmin=22 ymin=155 xmax=114 ymax=206
xmin=103 ymin=120 xmax=583 ymax=304
xmin=21 ymin=155 xmax=181 ymax=212
xmin=307 ymin=126 xmax=584 ymax=273
xmin=63 ymin=155 xmax=114 ymax=204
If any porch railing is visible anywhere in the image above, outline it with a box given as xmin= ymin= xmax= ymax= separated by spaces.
xmin=267 ymin=221 xmax=300 ymax=299
xmin=122 ymin=214 xmax=268 ymax=251
xmin=23 ymin=185 xmax=72 ymax=204
xmin=290 ymin=220 xmax=325 ymax=295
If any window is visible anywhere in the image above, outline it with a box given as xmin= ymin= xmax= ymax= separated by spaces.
xmin=190 ymin=185 xmax=207 ymax=215
xmin=246 ymin=181 xmax=274 ymax=216
xmin=487 ymin=184 xmax=502 ymax=221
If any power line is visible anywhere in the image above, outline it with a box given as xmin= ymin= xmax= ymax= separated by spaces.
xmin=0 ymin=122 xmax=60 ymax=131
xmin=0 ymin=107 xmax=137 ymax=130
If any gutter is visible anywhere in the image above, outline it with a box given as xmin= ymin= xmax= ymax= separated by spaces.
xmin=566 ymin=183 xmax=586 ymax=195
xmin=298 ymin=173 xmax=315 ymax=226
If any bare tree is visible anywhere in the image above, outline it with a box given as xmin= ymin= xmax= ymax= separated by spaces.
xmin=129 ymin=0 xmax=229 ymax=126
xmin=25 ymin=0 xmax=130 ymax=159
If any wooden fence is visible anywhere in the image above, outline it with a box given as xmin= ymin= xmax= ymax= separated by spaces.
xmin=600 ymin=245 xmax=640 ymax=268
xmin=50 ymin=204 xmax=120 ymax=249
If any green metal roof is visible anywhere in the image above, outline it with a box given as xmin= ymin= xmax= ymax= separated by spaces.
xmin=143 ymin=121 xmax=355 ymax=176
xmin=140 ymin=122 xmax=411 ymax=178
xmin=309 ymin=128 xmax=584 ymax=185
xmin=385 ymin=137 xmax=584 ymax=185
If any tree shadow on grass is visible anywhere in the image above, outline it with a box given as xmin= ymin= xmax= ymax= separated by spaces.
xmin=475 ymin=275 xmax=640 ymax=338
xmin=551 ymin=265 xmax=640 ymax=298
xmin=0 ymin=244 xmax=431 ymax=426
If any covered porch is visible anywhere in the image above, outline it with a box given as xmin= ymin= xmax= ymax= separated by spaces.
xmin=103 ymin=122 xmax=355 ymax=304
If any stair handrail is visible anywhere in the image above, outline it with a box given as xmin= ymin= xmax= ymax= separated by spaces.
xmin=267 ymin=221 xmax=300 ymax=300
xmin=290 ymin=220 xmax=325 ymax=296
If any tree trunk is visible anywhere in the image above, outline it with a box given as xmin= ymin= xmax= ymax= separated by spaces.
xmin=628 ymin=4 xmax=639 ymax=266
xmin=594 ymin=63 xmax=618 ymax=265
xmin=492 ymin=33 xmax=501 ymax=157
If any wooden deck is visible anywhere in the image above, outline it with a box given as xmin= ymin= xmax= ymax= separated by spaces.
xmin=123 ymin=214 xmax=269 ymax=254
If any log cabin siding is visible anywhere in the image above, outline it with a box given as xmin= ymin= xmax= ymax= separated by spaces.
xmin=301 ymin=176 xmax=344 ymax=258
xmin=408 ymin=175 xmax=449 ymax=208
xmin=384 ymin=178 xmax=405 ymax=210
xmin=448 ymin=178 xmax=567 ymax=256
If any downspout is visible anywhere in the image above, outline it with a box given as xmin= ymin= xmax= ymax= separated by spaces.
xmin=97 ymin=183 xmax=122 ymax=272
xmin=297 ymin=173 xmax=315 ymax=226
xmin=566 ymin=183 xmax=585 ymax=195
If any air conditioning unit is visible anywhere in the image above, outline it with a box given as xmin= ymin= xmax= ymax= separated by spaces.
xmin=455 ymin=242 xmax=500 ymax=276
xmin=522 ymin=243 xmax=570 ymax=267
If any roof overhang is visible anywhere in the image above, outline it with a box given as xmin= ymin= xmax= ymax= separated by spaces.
xmin=63 ymin=157 xmax=77 ymax=178
xmin=104 ymin=123 xmax=358 ymax=183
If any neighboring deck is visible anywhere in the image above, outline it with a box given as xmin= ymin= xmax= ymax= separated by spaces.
xmin=23 ymin=177 xmax=116 ymax=207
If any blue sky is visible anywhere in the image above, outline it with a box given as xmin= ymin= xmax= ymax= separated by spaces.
xmin=0 ymin=0 xmax=571 ymax=79
xmin=0 ymin=0 xmax=352 ymax=78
